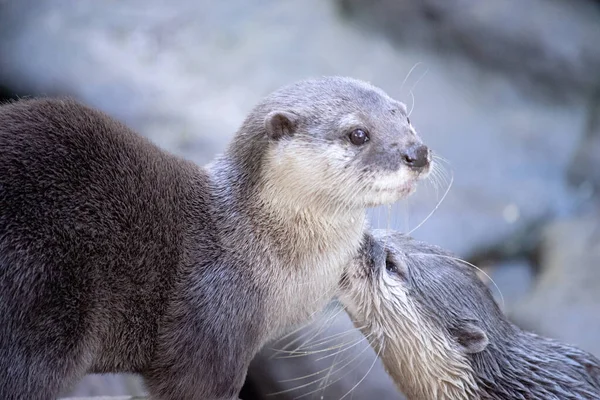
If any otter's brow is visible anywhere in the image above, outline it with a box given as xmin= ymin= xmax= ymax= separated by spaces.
xmin=389 ymin=102 xmax=408 ymax=116
xmin=337 ymin=113 xmax=364 ymax=131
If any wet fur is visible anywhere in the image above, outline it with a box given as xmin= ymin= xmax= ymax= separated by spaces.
xmin=0 ymin=77 xmax=427 ymax=400
xmin=340 ymin=231 xmax=600 ymax=400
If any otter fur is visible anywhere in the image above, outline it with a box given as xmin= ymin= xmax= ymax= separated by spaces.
xmin=340 ymin=231 xmax=600 ymax=400
xmin=0 ymin=77 xmax=430 ymax=400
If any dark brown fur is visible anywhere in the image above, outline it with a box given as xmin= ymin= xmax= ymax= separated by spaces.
xmin=0 ymin=98 xmax=264 ymax=399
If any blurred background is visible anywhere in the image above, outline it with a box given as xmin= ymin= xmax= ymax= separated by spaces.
xmin=1 ymin=0 xmax=599 ymax=399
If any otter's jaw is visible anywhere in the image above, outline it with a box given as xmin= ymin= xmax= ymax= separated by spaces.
xmin=363 ymin=162 xmax=432 ymax=207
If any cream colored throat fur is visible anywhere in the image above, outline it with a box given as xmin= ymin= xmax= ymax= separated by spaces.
xmin=259 ymin=203 xmax=367 ymax=339
xmin=341 ymin=277 xmax=479 ymax=400
xmin=253 ymin=145 xmax=369 ymax=338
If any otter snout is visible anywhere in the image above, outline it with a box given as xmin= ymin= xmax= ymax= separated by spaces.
xmin=401 ymin=144 xmax=430 ymax=170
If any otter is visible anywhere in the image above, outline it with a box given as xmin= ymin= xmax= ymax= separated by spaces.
xmin=0 ymin=77 xmax=431 ymax=400
xmin=339 ymin=230 xmax=600 ymax=400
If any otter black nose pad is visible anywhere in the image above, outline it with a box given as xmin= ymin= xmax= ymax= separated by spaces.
xmin=401 ymin=144 xmax=430 ymax=169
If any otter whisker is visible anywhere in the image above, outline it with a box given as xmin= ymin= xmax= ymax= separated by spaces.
xmin=427 ymin=168 xmax=442 ymax=200
xmin=274 ymin=305 xmax=343 ymax=349
xmin=277 ymin=325 xmax=368 ymax=355
xmin=403 ymin=197 xmax=411 ymax=235
xmin=295 ymin=346 xmax=377 ymax=400
xmin=338 ymin=340 xmax=384 ymax=400
xmin=313 ymin=332 xmax=374 ymax=362
xmin=271 ymin=306 xmax=336 ymax=353
xmin=271 ymin=305 xmax=343 ymax=358
xmin=411 ymin=253 xmax=506 ymax=309
xmin=268 ymin=342 xmax=372 ymax=396
xmin=273 ymin=338 xmax=363 ymax=359
xmin=280 ymin=343 xmax=375 ymax=399
xmin=406 ymin=170 xmax=454 ymax=236
xmin=274 ymin=320 xmax=349 ymax=359
xmin=407 ymin=66 xmax=429 ymax=116
xmin=316 ymin=330 xmax=373 ymax=399
xmin=272 ymin=325 xmax=312 ymax=352
xmin=432 ymin=153 xmax=451 ymax=166
xmin=277 ymin=348 xmax=356 ymax=383
xmin=408 ymin=90 xmax=416 ymax=118
xmin=429 ymin=161 xmax=451 ymax=200
xmin=275 ymin=332 xmax=371 ymax=360
xmin=400 ymin=62 xmax=425 ymax=95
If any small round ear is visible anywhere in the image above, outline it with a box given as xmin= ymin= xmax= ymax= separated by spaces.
xmin=453 ymin=320 xmax=489 ymax=354
xmin=264 ymin=110 xmax=299 ymax=140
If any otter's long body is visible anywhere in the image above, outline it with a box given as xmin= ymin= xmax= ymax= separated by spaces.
xmin=0 ymin=77 xmax=430 ymax=400
xmin=340 ymin=231 xmax=600 ymax=400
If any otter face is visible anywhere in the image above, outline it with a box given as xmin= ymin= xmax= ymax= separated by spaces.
xmin=339 ymin=230 xmax=497 ymax=399
xmin=259 ymin=77 xmax=432 ymax=210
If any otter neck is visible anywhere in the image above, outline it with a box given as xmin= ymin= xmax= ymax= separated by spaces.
xmin=208 ymin=157 xmax=366 ymax=334
xmin=209 ymin=156 xmax=366 ymax=265
xmin=467 ymin=330 xmax=600 ymax=399
xmin=256 ymin=188 xmax=365 ymax=265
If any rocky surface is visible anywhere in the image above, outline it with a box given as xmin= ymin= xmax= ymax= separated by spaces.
xmin=337 ymin=0 xmax=600 ymax=101
xmin=568 ymin=91 xmax=600 ymax=194
xmin=510 ymin=212 xmax=600 ymax=356
xmin=1 ymin=0 xmax=599 ymax=398
xmin=63 ymin=375 xmax=146 ymax=398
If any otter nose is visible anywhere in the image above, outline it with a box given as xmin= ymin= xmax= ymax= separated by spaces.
xmin=401 ymin=144 xmax=429 ymax=169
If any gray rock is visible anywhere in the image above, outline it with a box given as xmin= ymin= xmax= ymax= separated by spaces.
xmin=568 ymin=90 xmax=600 ymax=195
xmin=337 ymin=0 xmax=600 ymax=100
xmin=510 ymin=213 xmax=600 ymax=357
xmin=65 ymin=375 xmax=146 ymax=398
xmin=486 ymin=258 xmax=536 ymax=312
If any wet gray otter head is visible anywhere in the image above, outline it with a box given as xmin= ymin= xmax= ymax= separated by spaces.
xmin=0 ymin=77 xmax=430 ymax=400
xmin=339 ymin=230 xmax=600 ymax=400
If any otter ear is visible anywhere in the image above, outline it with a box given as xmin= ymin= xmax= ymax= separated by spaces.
xmin=453 ymin=320 xmax=489 ymax=354
xmin=265 ymin=110 xmax=299 ymax=140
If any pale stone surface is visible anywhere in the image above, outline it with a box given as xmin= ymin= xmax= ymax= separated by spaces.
xmin=510 ymin=213 xmax=600 ymax=357
xmin=337 ymin=0 xmax=600 ymax=100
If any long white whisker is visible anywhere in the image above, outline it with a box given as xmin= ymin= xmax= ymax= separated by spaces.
xmin=408 ymin=66 xmax=429 ymax=100
xmin=400 ymin=62 xmax=424 ymax=95
xmin=268 ymin=341 xmax=372 ymax=397
xmin=338 ymin=341 xmax=383 ymax=400
xmin=407 ymin=170 xmax=454 ymax=236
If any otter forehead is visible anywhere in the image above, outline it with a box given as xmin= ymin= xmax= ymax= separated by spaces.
xmin=367 ymin=230 xmax=504 ymax=329
xmin=263 ymin=76 xmax=407 ymax=116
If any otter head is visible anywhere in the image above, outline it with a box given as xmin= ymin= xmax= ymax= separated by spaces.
xmin=228 ymin=77 xmax=432 ymax=212
xmin=339 ymin=230 xmax=509 ymax=400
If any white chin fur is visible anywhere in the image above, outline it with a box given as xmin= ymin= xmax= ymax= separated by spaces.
xmin=263 ymin=140 xmax=430 ymax=209
xmin=361 ymin=167 xmax=422 ymax=206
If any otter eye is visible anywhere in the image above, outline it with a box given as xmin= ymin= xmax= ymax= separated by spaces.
xmin=407 ymin=117 xmax=411 ymax=125
xmin=385 ymin=256 xmax=398 ymax=274
xmin=349 ymin=129 xmax=369 ymax=146
xmin=385 ymin=254 xmax=406 ymax=279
